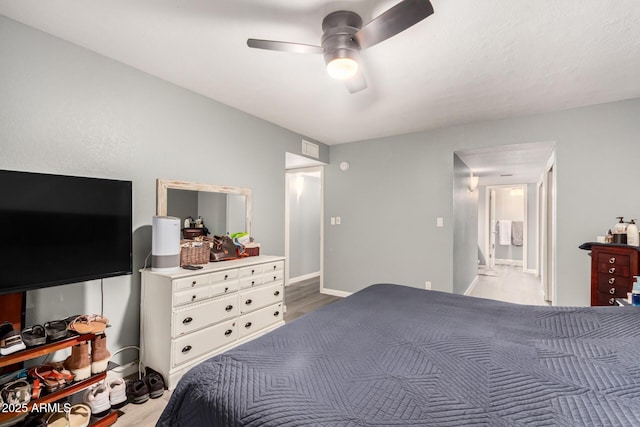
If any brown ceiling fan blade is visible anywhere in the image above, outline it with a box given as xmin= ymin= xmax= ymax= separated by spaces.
xmin=345 ymin=70 xmax=367 ymax=94
xmin=247 ymin=39 xmax=324 ymax=54
xmin=354 ymin=0 xmax=434 ymax=49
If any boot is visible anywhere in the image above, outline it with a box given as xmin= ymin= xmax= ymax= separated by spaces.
xmin=64 ymin=341 xmax=91 ymax=381
xmin=91 ymin=333 xmax=111 ymax=374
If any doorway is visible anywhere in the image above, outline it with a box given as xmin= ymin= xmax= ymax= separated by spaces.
xmin=285 ymin=166 xmax=323 ymax=287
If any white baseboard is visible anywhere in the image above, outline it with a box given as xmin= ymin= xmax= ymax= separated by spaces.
xmin=464 ymin=275 xmax=480 ymax=296
xmin=523 ymin=268 xmax=537 ymax=274
xmin=289 ymin=271 xmax=321 ymax=285
xmin=320 ymin=287 xmax=352 ymax=298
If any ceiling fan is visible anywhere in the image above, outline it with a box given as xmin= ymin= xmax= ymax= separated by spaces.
xmin=247 ymin=0 xmax=434 ymax=94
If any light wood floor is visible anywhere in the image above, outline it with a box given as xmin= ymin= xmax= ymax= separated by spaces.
xmin=468 ymin=264 xmax=549 ymax=306
xmin=112 ymin=277 xmax=338 ymax=426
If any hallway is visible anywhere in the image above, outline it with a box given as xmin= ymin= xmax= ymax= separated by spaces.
xmin=468 ymin=265 xmax=548 ymax=306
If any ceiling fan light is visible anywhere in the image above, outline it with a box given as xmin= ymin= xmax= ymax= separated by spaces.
xmin=326 ymin=57 xmax=358 ymax=80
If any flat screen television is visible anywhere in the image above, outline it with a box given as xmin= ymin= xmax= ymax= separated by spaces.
xmin=0 ymin=169 xmax=133 ymax=295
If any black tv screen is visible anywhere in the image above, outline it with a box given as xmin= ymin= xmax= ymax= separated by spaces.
xmin=0 ymin=170 xmax=132 ymax=295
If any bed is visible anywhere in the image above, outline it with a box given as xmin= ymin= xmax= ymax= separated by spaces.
xmin=157 ymin=283 xmax=640 ymax=426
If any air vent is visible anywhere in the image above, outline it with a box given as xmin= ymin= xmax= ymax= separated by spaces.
xmin=301 ymin=140 xmax=319 ymax=159
xmin=500 ymin=173 xmax=513 ymax=177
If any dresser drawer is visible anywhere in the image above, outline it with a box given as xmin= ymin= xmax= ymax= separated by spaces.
xmin=240 ymin=275 xmax=264 ymax=289
xmin=597 ymin=274 xmax=632 ymax=293
xmin=596 ymin=292 xmax=620 ymax=306
xmin=209 ymin=269 xmax=239 ymax=284
xmin=263 ymin=260 xmax=284 ymax=274
xmin=174 ymin=286 xmax=210 ymax=306
xmin=597 ymin=263 xmax=630 ymax=277
xmin=172 ymin=319 xmax=238 ymax=367
xmin=596 ymin=252 xmax=630 ymax=266
xmin=210 ymin=280 xmax=239 ymax=298
xmin=263 ymin=269 xmax=284 ymax=285
xmin=240 ymin=264 xmax=263 ymax=278
xmin=240 ymin=282 xmax=284 ymax=314
xmin=174 ymin=274 xmax=212 ymax=291
xmin=238 ymin=303 xmax=283 ymax=338
xmin=172 ymin=294 xmax=238 ymax=337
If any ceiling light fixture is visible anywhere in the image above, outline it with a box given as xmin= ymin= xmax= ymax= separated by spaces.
xmin=326 ymin=57 xmax=358 ymax=80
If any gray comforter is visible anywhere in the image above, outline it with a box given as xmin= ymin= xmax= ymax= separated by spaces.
xmin=157 ymin=284 xmax=640 ymax=426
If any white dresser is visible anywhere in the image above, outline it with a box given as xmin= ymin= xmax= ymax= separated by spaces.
xmin=140 ymin=255 xmax=286 ymax=389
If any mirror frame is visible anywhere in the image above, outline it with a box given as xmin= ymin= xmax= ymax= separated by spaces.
xmin=156 ymin=178 xmax=252 ymax=235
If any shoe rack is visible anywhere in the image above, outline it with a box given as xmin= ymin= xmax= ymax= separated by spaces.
xmin=0 ymin=292 xmax=118 ymax=427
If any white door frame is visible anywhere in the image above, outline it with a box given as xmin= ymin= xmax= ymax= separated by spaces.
xmin=484 ymin=184 xmax=528 ymax=270
xmin=284 ymin=166 xmax=324 ymax=288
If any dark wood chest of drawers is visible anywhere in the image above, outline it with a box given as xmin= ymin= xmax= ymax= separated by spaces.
xmin=588 ymin=244 xmax=639 ymax=306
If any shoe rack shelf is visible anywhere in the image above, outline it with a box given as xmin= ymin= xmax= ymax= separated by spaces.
xmin=0 ymin=333 xmax=118 ymax=426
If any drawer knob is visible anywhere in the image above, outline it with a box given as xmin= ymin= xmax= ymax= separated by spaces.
xmin=224 ymin=329 xmax=233 ymax=337
xmin=225 ymin=305 xmax=233 ymax=312
xmin=273 ymin=276 xmax=277 ymax=281
xmin=225 ymin=287 xmax=229 ymax=292
xmin=608 ymin=278 xmax=616 ymax=285
xmin=609 ymin=257 xmax=616 ymax=264
xmin=192 ymin=295 xmax=197 ymax=301
xmin=192 ymin=280 xmax=197 ymax=286
xmin=609 ymin=287 xmax=616 ymax=295
xmin=245 ymin=322 xmax=252 ymax=329
xmin=182 ymin=345 xmax=192 ymax=354
xmin=609 ymin=298 xmax=615 ymax=305
xmin=245 ymin=299 xmax=252 ymax=305
xmin=273 ymin=265 xmax=277 ymax=270
xmin=224 ymin=274 xmax=228 ymax=280
xmin=182 ymin=317 xmax=193 ymax=325
xmin=274 ymin=290 xmax=280 ymax=296
xmin=251 ymin=269 xmax=255 ymax=274
xmin=609 ymin=267 xmax=616 ymax=274
xmin=273 ymin=311 xmax=280 ymax=317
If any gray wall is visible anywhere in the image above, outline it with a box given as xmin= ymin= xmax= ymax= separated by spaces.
xmin=325 ymin=98 xmax=640 ymax=307
xmin=0 ymin=16 xmax=328 ymax=364
xmin=452 ymin=155 xmax=479 ymax=294
xmin=288 ymin=173 xmax=321 ymax=279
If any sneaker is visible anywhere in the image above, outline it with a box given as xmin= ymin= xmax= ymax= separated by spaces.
xmin=143 ymin=367 xmax=165 ymax=399
xmin=125 ymin=379 xmax=149 ymax=404
xmin=107 ymin=377 xmax=127 ymax=409
xmin=83 ymin=383 xmax=110 ymax=417
xmin=0 ymin=322 xmax=26 ymax=355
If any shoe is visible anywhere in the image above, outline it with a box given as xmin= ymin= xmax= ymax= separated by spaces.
xmin=21 ymin=324 xmax=47 ymax=347
xmin=108 ymin=377 xmax=127 ymax=408
xmin=0 ymin=378 xmax=31 ymax=406
xmin=143 ymin=367 xmax=165 ymax=399
xmin=90 ymin=333 xmax=111 ymax=374
xmin=125 ymin=379 xmax=149 ymax=404
xmin=44 ymin=320 xmax=69 ymax=341
xmin=68 ymin=315 xmax=109 ymax=335
xmin=46 ymin=403 xmax=91 ymax=427
xmin=64 ymin=341 xmax=91 ymax=381
xmin=28 ymin=362 xmax=75 ymax=393
xmin=0 ymin=321 xmax=26 ymax=355
xmin=83 ymin=383 xmax=110 ymax=417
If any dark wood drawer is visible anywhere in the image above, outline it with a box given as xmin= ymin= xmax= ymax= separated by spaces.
xmin=597 ymin=252 xmax=630 ymax=266
xmin=597 ymin=262 xmax=630 ymax=277
xmin=597 ymin=276 xmax=630 ymax=297
xmin=596 ymin=292 xmax=619 ymax=306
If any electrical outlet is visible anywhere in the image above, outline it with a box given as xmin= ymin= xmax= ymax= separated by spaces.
xmin=425 ymin=281 xmax=432 ymax=290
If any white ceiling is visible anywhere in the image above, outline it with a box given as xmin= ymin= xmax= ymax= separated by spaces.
xmin=1 ymin=0 xmax=640 ymax=147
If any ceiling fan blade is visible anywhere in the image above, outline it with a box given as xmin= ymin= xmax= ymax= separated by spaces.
xmin=354 ymin=0 xmax=434 ymax=49
xmin=345 ymin=71 xmax=367 ymax=94
xmin=247 ymin=39 xmax=324 ymax=54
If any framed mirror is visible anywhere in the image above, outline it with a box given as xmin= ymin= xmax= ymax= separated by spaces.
xmin=157 ymin=179 xmax=252 ymax=237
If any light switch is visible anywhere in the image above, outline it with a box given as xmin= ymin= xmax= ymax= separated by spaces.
xmin=436 ymin=217 xmax=444 ymax=227
xmin=336 ymin=216 xmax=341 ymax=225
xmin=330 ymin=217 xmax=336 ymax=225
